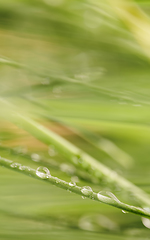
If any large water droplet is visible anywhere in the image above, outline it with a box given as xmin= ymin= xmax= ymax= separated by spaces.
xmin=142 ymin=217 xmax=150 ymax=229
xmin=97 ymin=191 xmax=129 ymax=213
xmin=97 ymin=191 xmax=110 ymax=202
xmin=36 ymin=166 xmax=51 ymax=179
xmin=141 ymin=207 xmax=150 ymax=228
xmin=81 ymin=186 xmax=93 ymax=196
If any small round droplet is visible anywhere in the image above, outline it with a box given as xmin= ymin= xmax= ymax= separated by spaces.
xmin=69 ymin=181 xmax=76 ymax=187
xmin=53 ymin=176 xmax=59 ymax=183
xmin=97 ymin=191 xmax=120 ymax=203
xmin=36 ymin=166 xmax=51 ymax=179
xmin=81 ymin=186 xmax=93 ymax=196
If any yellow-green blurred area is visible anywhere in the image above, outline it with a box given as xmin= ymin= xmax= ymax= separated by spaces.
xmin=1 ymin=0 xmax=150 ymax=239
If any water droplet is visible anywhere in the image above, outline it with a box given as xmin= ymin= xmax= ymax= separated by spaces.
xmin=36 ymin=166 xmax=51 ymax=179
xmin=97 ymin=191 xmax=129 ymax=213
xmin=105 ymin=192 xmax=121 ymax=202
xmin=10 ymin=163 xmax=21 ymax=168
xmin=19 ymin=165 xmax=26 ymax=171
xmin=97 ymin=192 xmax=110 ymax=202
xmin=141 ymin=207 xmax=150 ymax=228
xmin=31 ymin=153 xmax=41 ymax=162
xmin=142 ymin=217 xmax=150 ymax=229
xmin=53 ymin=176 xmax=59 ymax=183
xmin=69 ymin=181 xmax=76 ymax=187
xmin=48 ymin=145 xmax=57 ymax=157
xmin=81 ymin=186 xmax=93 ymax=196
xmin=122 ymin=210 xmax=127 ymax=214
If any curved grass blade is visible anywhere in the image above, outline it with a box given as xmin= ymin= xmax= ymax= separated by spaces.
xmin=0 ymin=98 xmax=150 ymax=207
xmin=0 ymin=156 xmax=150 ymax=219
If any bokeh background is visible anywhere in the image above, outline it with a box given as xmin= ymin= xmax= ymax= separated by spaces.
xmin=0 ymin=0 xmax=150 ymax=239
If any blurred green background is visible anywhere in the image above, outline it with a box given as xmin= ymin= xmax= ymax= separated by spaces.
xmin=0 ymin=0 xmax=150 ymax=239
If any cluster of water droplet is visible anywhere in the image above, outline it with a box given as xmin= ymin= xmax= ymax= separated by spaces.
xmin=10 ymin=162 xmax=31 ymax=171
xmin=11 ymin=162 xmax=21 ymax=168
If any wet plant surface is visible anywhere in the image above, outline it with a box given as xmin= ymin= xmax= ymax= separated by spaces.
xmin=0 ymin=0 xmax=150 ymax=239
